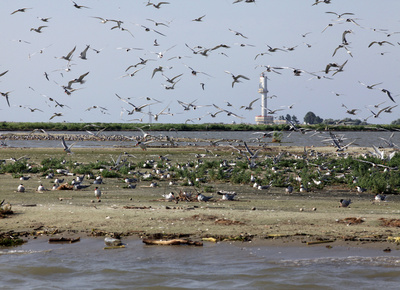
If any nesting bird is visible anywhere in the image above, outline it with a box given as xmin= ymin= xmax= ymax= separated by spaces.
xmin=17 ymin=184 xmax=25 ymax=192
xmin=339 ymin=199 xmax=352 ymax=207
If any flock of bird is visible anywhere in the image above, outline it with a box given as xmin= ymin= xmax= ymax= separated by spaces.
xmin=0 ymin=1 xmax=399 ymax=124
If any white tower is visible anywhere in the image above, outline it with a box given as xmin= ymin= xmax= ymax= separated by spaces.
xmin=255 ymin=73 xmax=273 ymax=124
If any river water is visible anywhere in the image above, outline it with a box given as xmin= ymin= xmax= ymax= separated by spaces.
xmin=1 ymin=130 xmax=398 ymax=148
xmin=1 ymin=238 xmax=400 ymax=289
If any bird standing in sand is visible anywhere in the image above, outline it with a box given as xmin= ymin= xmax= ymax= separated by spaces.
xmin=94 ymin=187 xmax=101 ymax=201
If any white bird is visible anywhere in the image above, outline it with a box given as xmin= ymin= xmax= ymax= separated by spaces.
xmin=374 ymin=194 xmax=387 ymax=202
xmin=58 ymin=46 xmax=76 ymax=61
xmin=163 ymin=192 xmax=175 ymax=201
xmin=197 ymin=193 xmax=213 ymax=202
xmin=61 ymin=136 xmax=76 ymax=154
xmin=94 ymin=187 xmax=101 ymax=200
xmin=37 ymin=184 xmax=45 ymax=192
xmin=217 ymin=191 xmax=236 ymax=200
xmin=17 ymin=184 xmax=25 ymax=192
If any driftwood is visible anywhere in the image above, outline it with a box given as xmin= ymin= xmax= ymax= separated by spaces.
xmin=142 ymin=238 xmax=203 ymax=246
xmin=48 ymin=237 xmax=80 ymax=243
xmin=56 ymin=183 xmax=74 ymax=190
xmin=123 ymin=206 xmax=151 ymax=209
xmin=104 ymin=245 xmax=126 ymax=250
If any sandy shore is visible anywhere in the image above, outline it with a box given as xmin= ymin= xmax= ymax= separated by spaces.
xmin=1 ymin=146 xmax=400 ymax=249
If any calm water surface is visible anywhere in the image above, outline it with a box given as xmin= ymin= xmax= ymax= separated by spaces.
xmin=1 ymin=238 xmax=400 ymax=289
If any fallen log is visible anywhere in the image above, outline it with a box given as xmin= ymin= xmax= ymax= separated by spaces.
xmin=142 ymin=238 xmax=203 ymax=246
xmin=48 ymin=237 xmax=80 ymax=243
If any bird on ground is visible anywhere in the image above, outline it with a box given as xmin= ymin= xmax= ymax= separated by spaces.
xmin=217 ymin=191 xmax=236 ymax=200
xmin=37 ymin=184 xmax=45 ymax=192
xmin=163 ymin=192 xmax=175 ymax=201
xmin=225 ymin=71 xmax=250 ymax=87
xmin=339 ymin=199 xmax=352 ymax=207
xmin=61 ymin=136 xmax=76 ymax=154
xmin=17 ymin=184 xmax=25 ymax=192
xmin=356 ymin=186 xmax=367 ymax=193
xmin=374 ymin=194 xmax=387 ymax=202
xmin=94 ymin=187 xmax=101 ymax=200
xmin=197 ymin=193 xmax=213 ymax=202
xmin=285 ymin=185 xmax=293 ymax=194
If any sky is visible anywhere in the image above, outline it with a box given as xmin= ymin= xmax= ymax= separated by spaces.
xmin=0 ymin=0 xmax=399 ymax=125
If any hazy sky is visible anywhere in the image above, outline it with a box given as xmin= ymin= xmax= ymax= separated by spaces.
xmin=1 ymin=0 xmax=399 ymax=124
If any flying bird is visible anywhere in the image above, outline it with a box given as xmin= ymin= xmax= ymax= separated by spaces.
xmin=30 ymin=26 xmax=47 ymax=33
xmin=228 ymin=28 xmax=248 ymax=38
xmin=61 ymin=136 xmax=76 ymax=154
xmin=225 ymin=71 xmax=250 ymax=87
xmin=368 ymin=41 xmax=394 ymax=48
xmin=11 ymin=8 xmax=31 ymax=15
xmin=239 ymin=98 xmax=258 ymax=110
xmin=58 ymin=46 xmax=76 ymax=61
xmin=192 ymin=15 xmax=206 ymax=22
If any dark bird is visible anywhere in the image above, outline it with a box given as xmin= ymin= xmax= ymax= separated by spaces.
xmin=368 ymin=41 xmax=394 ymax=48
xmin=225 ymin=71 xmax=250 ymax=87
xmin=11 ymin=8 xmax=31 ymax=15
xmin=72 ymin=1 xmax=90 ymax=9
xmin=192 ymin=15 xmax=206 ymax=22
xmin=30 ymin=26 xmax=47 ymax=33
xmin=339 ymin=199 xmax=352 ymax=207
xmin=229 ymin=28 xmax=248 ymax=38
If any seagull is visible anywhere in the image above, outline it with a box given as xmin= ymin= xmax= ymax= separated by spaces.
xmin=239 ymin=98 xmax=258 ymax=110
xmin=135 ymin=140 xmax=154 ymax=150
xmin=72 ymin=1 xmax=90 ymax=9
xmin=30 ymin=26 xmax=47 ymax=33
xmin=339 ymin=199 xmax=352 ymax=207
xmin=374 ymin=194 xmax=387 ymax=202
xmin=228 ymin=28 xmax=248 ymax=38
xmin=266 ymin=45 xmax=287 ymax=53
xmin=332 ymin=44 xmax=353 ymax=57
xmin=11 ymin=8 xmax=32 ymax=15
xmin=61 ymin=136 xmax=76 ymax=154
xmin=0 ymin=70 xmax=9 ymax=77
xmin=17 ymin=184 xmax=25 ymax=192
xmin=79 ymin=45 xmax=90 ymax=60
xmin=367 ymin=106 xmax=390 ymax=118
xmin=1 ymin=91 xmax=12 ymax=107
xmin=184 ymin=64 xmax=212 ymax=77
xmin=217 ymin=191 xmax=236 ymax=200
xmin=225 ymin=71 xmax=250 ymax=87
xmin=325 ymin=11 xmax=354 ymax=18
xmin=137 ymin=24 xmax=166 ymax=37
xmin=379 ymin=88 xmax=396 ymax=103
xmin=332 ymin=60 xmax=348 ymax=76
xmin=368 ymin=41 xmax=394 ymax=48
xmin=358 ymin=81 xmax=383 ymax=90
xmin=94 ymin=187 xmax=101 ymax=200
xmin=58 ymin=46 xmax=76 ymax=61
xmin=162 ymin=192 xmax=175 ymax=201
xmin=148 ymin=2 xmax=170 ymax=9
xmin=192 ymin=15 xmax=206 ymax=22
xmin=212 ymin=104 xmax=245 ymax=119
xmin=197 ymin=193 xmax=213 ymax=202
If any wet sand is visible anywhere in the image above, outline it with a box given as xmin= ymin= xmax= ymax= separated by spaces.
xmin=1 ymin=146 xmax=400 ymax=250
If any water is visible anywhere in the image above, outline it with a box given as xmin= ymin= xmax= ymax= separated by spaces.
xmin=1 ymin=130 xmax=398 ymax=148
xmin=1 ymin=238 xmax=400 ymax=289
